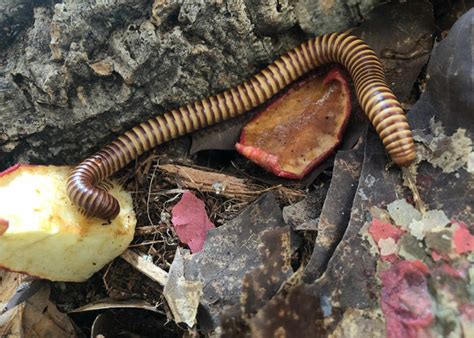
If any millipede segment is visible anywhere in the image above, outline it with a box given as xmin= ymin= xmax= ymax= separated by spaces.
xmin=67 ymin=32 xmax=416 ymax=220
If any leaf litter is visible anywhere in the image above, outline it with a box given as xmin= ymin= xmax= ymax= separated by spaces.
xmin=21 ymin=1 xmax=474 ymax=337
xmin=0 ymin=271 xmax=76 ymax=337
xmin=163 ymin=248 xmax=202 ymax=327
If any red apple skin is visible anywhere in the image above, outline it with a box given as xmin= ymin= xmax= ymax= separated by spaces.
xmin=0 ymin=163 xmax=22 ymax=177
xmin=236 ymin=67 xmax=352 ymax=179
xmin=0 ymin=218 xmax=8 ymax=236
xmin=0 ymin=264 xmax=41 ymax=279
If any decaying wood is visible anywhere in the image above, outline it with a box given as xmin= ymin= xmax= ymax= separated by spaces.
xmin=157 ymin=164 xmax=305 ymax=202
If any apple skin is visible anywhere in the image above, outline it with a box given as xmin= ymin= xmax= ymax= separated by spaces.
xmin=0 ymin=164 xmax=136 ymax=282
xmin=236 ymin=67 xmax=352 ymax=179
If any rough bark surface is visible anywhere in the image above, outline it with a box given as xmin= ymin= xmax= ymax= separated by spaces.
xmin=0 ymin=0 xmax=382 ymax=168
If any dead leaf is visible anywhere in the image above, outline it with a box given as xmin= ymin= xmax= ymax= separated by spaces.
xmin=163 ymin=248 xmax=202 ymax=327
xmin=247 ymin=282 xmax=326 ymax=338
xmin=282 ymin=183 xmax=329 ymax=231
xmin=190 ymin=113 xmax=256 ymax=154
xmin=303 ymin=138 xmax=365 ymax=282
xmin=1 ymin=276 xmax=44 ymax=316
xmin=0 ymin=271 xmax=24 ymax=336
xmin=315 ymin=128 xmax=402 ymax=301
xmin=171 ymin=191 xmax=215 ymax=253
xmin=0 ymin=275 xmax=77 ymax=338
xmin=241 ymin=226 xmax=292 ymax=315
xmin=181 ymin=193 xmax=288 ymax=332
xmin=407 ymin=9 xmax=474 ymax=223
xmin=408 ymin=9 xmax=473 ymax=135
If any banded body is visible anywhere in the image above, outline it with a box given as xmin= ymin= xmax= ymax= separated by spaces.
xmin=67 ymin=32 xmax=416 ymax=220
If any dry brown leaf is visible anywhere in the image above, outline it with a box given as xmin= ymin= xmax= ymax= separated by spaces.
xmin=163 ymin=248 xmax=202 ymax=327
xmin=1 ymin=274 xmax=77 ymax=338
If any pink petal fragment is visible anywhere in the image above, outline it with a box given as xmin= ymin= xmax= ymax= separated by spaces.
xmin=171 ymin=192 xmax=215 ymax=253
xmin=452 ymin=221 xmax=474 ymax=254
xmin=380 ymin=260 xmax=433 ymax=338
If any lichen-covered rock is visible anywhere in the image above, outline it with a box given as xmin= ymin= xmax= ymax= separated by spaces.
xmin=0 ymin=0 xmax=34 ymax=50
xmin=295 ymin=0 xmax=382 ymax=35
xmin=0 ymin=0 xmax=382 ymax=169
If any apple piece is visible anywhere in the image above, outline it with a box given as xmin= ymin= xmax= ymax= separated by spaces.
xmin=0 ymin=164 xmax=136 ymax=282
xmin=236 ymin=67 xmax=352 ymax=179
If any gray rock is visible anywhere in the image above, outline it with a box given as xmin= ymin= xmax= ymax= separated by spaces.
xmin=0 ymin=0 xmax=34 ymax=50
xmin=0 ymin=0 xmax=382 ymax=168
xmin=295 ymin=0 xmax=382 ymax=35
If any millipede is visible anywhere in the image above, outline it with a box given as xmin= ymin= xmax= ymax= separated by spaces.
xmin=67 ymin=32 xmax=416 ymax=220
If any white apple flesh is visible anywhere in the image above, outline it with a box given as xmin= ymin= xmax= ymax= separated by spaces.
xmin=0 ymin=165 xmax=136 ymax=282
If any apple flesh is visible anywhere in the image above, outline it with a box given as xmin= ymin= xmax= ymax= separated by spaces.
xmin=0 ymin=164 xmax=136 ymax=282
xmin=236 ymin=67 xmax=352 ymax=179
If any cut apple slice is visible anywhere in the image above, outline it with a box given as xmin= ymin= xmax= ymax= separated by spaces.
xmin=236 ymin=67 xmax=352 ymax=179
xmin=0 ymin=164 xmax=136 ymax=282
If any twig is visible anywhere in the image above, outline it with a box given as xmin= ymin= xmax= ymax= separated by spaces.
xmin=402 ymin=167 xmax=427 ymax=214
xmin=146 ymin=165 xmax=158 ymax=226
xmin=157 ymin=163 xmax=304 ymax=201
xmin=120 ymin=249 xmax=168 ymax=286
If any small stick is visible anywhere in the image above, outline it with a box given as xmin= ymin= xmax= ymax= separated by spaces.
xmin=402 ymin=167 xmax=426 ymax=214
xmin=120 ymin=249 xmax=168 ymax=286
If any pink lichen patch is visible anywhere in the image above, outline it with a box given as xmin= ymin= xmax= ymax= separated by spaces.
xmin=380 ymin=260 xmax=434 ymax=338
xmin=236 ymin=67 xmax=351 ymax=179
xmin=369 ymin=218 xmax=405 ymax=244
xmin=440 ymin=263 xmax=466 ymax=279
xmin=459 ymin=304 xmax=474 ymax=321
xmin=459 ymin=304 xmax=474 ymax=337
xmin=171 ymin=191 xmax=215 ymax=253
xmin=0 ymin=218 xmax=8 ymax=236
xmin=452 ymin=221 xmax=474 ymax=254
xmin=378 ymin=237 xmax=398 ymax=256
xmin=430 ymin=250 xmax=445 ymax=262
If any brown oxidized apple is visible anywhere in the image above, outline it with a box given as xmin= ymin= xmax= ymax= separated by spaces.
xmin=236 ymin=67 xmax=351 ymax=179
xmin=0 ymin=164 xmax=136 ymax=282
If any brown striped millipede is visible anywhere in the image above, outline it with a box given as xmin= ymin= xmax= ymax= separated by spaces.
xmin=67 ymin=32 xmax=416 ymax=220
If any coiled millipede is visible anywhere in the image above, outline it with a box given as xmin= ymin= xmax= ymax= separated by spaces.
xmin=67 ymin=32 xmax=416 ymax=220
